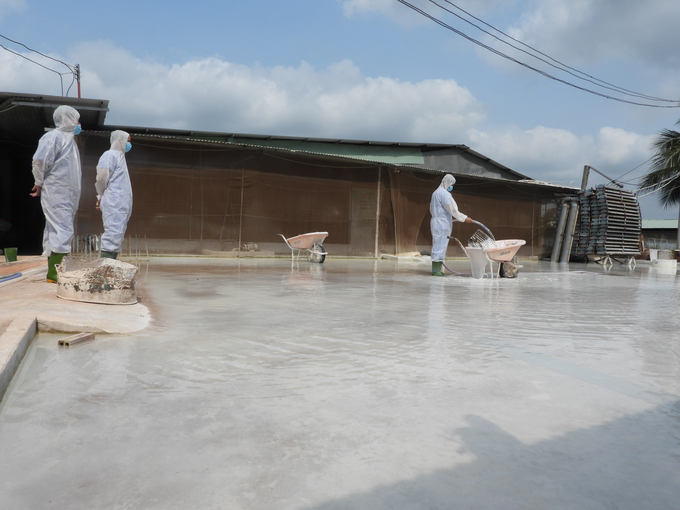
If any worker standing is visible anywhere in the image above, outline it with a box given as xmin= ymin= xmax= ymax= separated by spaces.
xmin=96 ymin=130 xmax=133 ymax=259
xmin=430 ymin=174 xmax=474 ymax=276
xmin=30 ymin=105 xmax=83 ymax=283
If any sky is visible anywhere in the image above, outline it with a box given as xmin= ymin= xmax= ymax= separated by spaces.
xmin=1 ymin=0 xmax=679 ymax=219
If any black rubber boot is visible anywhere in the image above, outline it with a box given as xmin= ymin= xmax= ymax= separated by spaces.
xmin=432 ymin=261 xmax=446 ymax=276
xmin=46 ymin=252 xmax=66 ymax=283
xmin=100 ymin=250 xmax=118 ymax=259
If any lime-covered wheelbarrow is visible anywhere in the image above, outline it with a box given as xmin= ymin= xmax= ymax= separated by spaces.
xmin=448 ymin=221 xmax=525 ymax=278
xmin=278 ymin=231 xmax=328 ymax=265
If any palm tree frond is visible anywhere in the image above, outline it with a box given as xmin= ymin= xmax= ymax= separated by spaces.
xmin=641 ymin=124 xmax=680 ymax=208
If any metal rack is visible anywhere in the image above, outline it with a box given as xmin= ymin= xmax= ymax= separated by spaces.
xmin=70 ymin=234 xmax=101 ymax=259
xmin=574 ymin=185 xmax=641 ymax=265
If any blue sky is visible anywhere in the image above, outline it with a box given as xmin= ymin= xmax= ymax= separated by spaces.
xmin=2 ymin=0 xmax=680 ymax=218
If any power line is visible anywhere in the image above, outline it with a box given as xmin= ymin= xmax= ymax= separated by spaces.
xmin=437 ymin=0 xmax=678 ymax=104
xmin=636 ymin=174 xmax=679 ymax=198
xmin=0 ymin=33 xmax=76 ymax=96
xmin=65 ymin=72 xmax=77 ymax=97
xmin=0 ymin=33 xmax=73 ymax=72
xmin=396 ymin=0 xmax=680 ymax=108
xmin=0 ymin=44 xmax=67 ymax=76
xmin=599 ymin=157 xmax=655 ymax=187
xmin=0 ymin=43 xmax=70 ymax=96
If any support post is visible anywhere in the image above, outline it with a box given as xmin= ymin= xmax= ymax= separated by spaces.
xmin=551 ymin=200 xmax=569 ymax=262
xmin=581 ymin=165 xmax=591 ymax=190
xmin=560 ymin=199 xmax=579 ymax=263
xmin=374 ymin=166 xmax=382 ymax=259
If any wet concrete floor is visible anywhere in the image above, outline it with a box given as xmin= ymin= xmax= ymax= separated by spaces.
xmin=1 ymin=258 xmax=679 ymax=509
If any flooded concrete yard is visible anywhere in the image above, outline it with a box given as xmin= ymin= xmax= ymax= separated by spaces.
xmin=1 ymin=258 xmax=679 ymax=509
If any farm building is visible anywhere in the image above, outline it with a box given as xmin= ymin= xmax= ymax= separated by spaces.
xmin=0 ymin=92 xmax=577 ymax=258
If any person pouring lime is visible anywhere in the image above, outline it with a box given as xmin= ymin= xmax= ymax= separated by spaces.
xmin=430 ymin=174 xmax=474 ymax=276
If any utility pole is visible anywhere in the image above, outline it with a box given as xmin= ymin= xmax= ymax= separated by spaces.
xmin=75 ymin=63 xmax=81 ymax=98
xmin=581 ymin=165 xmax=623 ymax=190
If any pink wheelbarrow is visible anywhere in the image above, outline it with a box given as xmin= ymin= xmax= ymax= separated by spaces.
xmin=278 ymin=231 xmax=328 ymax=265
xmin=449 ymin=221 xmax=525 ymax=278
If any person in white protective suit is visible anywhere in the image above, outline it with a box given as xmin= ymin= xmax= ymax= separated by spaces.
xmin=430 ymin=174 xmax=474 ymax=276
xmin=95 ymin=130 xmax=133 ymax=259
xmin=30 ymin=105 xmax=82 ymax=283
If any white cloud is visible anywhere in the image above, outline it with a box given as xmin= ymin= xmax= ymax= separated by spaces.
xmin=595 ymin=127 xmax=653 ymax=166
xmin=505 ymin=0 xmax=680 ymax=68
xmin=48 ymin=40 xmax=484 ymax=142
xmin=344 ymin=0 xmax=680 ymax=94
xmin=468 ymin=124 xmax=654 ymax=185
xmin=0 ymin=39 xmax=657 ymax=189
xmin=0 ymin=47 xmax=75 ymax=95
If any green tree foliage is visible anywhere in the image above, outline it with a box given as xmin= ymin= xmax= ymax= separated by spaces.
xmin=640 ymin=126 xmax=680 ymax=208
xmin=640 ymin=124 xmax=680 ymax=247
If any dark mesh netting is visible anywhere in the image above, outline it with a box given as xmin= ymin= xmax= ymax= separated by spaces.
xmin=75 ymin=133 xmax=561 ymax=258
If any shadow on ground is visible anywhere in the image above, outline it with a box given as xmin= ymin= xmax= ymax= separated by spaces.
xmin=303 ymin=403 xmax=680 ymax=510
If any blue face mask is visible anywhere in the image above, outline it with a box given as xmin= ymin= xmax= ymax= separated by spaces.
xmin=447 ymin=186 xmax=453 ymax=192
xmin=125 ymin=142 xmax=132 ymax=153
xmin=74 ymin=125 xmax=82 ymax=135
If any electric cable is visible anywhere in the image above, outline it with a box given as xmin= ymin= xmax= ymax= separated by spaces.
xmin=65 ymin=72 xmax=77 ymax=97
xmin=635 ymin=172 xmax=679 ymax=194
xmin=609 ymin=157 xmax=654 ymax=185
xmin=0 ymin=44 xmax=66 ymax=76
xmin=0 ymin=33 xmax=75 ymax=96
xmin=0 ymin=43 xmax=68 ymax=95
xmin=396 ymin=0 xmax=680 ymax=108
xmin=0 ymin=33 xmax=73 ymax=71
xmin=437 ymin=0 xmax=677 ymax=104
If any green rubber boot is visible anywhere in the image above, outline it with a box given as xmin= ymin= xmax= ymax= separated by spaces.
xmin=100 ymin=250 xmax=118 ymax=259
xmin=432 ymin=261 xmax=446 ymax=276
xmin=46 ymin=252 xmax=66 ymax=283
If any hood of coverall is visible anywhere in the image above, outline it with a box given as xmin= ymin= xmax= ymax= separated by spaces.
xmin=53 ymin=105 xmax=80 ymax=133
xmin=439 ymin=174 xmax=456 ymax=190
xmin=110 ymin=130 xmax=130 ymax=152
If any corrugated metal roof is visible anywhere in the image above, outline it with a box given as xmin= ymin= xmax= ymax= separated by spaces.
xmin=87 ymin=130 xmax=577 ymax=192
xmin=102 ymin=125 xmax=528 ymax=179
xmin=0 ymin=92 xmax=109 ymax=131
xmin=641 ymin=219 xmax=679 ymax=229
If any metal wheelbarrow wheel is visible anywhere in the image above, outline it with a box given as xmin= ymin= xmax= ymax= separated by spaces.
xmin=499 ymin=257 xmax=520 ymax=278
xmin=309 ymin=244 xmax=326 ymax=263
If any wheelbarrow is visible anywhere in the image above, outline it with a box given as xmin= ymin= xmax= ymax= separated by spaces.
xmin=448 ymin=221 xmax=525 ymax=278
xmin=278 ymin=231 xmax=328 ymax=265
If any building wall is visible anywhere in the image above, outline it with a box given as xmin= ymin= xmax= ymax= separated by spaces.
xmin=9 ymin=132 xmax=563 ymax=258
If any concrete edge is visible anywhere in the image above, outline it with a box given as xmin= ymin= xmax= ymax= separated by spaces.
xmin=37 ymin=319 xmax=107 ymax=334
xmin=0 ymin=315 xmax=37 ymax=403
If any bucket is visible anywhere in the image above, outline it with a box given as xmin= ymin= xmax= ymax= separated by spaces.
xmin=3 ymin=247 xmax=17 ymax=263
xmin=466 ymin=247 xmax=489 ymax=279
xmin=652 ymin=259 xmax=677 ymax=275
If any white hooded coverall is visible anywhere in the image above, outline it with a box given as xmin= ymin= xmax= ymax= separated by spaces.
xmin=430 ymin=174 xmax=467 ymax=262
xmin=96 ymin=130 xmax=133 ymax=253
xmin=32 ymin=105 xmax=82 ymax=256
